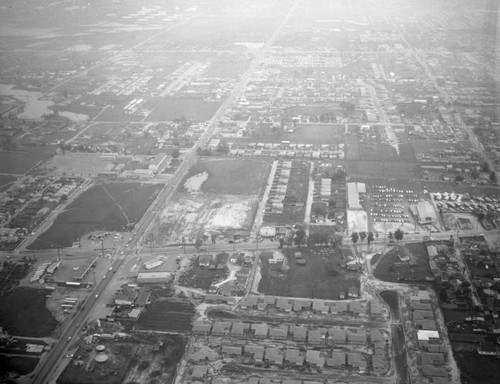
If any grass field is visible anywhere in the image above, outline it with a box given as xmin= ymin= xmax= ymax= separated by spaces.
xmin=145 ymin=97 xmax=222 ymax=122
xmin=282 ymin=123 xmax=345 ymax=144
xmin=0 ymin=147 xmax=54 ymax=174
xmin=136 ymin=298 xmax=194 ymax=333
xmin=258 ymin=247 xmax=360 ymax=300
xmin=184 ymin=158 xmax=270 ymax=195
xmin=374 ymin=243 xmax=433 ymax=283
xmin=0 ymin=287 xmax=57 ymax=337
xmin=29 ymin=182 xmax=162 ymax=249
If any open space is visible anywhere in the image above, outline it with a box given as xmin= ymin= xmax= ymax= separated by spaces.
xmin=145 ymin=97 xmax=222 ymax=122
xmin=136 ymin=298 xmax=195 ymax=333
xmin=373 ymin=243 xmax=434 ymax=283
xmin=0 ymin=287 xmax=57 ymax=337
xmin=0 ymin=147 xmax=54 ymax=174
xmin=258 ymin=248 xmax=360 ymax=300
xmin=29 ymin=182 xmax=162 ymax=249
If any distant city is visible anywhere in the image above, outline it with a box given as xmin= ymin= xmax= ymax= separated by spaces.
xmin=0 ymin=1 xmax=499 ymax=384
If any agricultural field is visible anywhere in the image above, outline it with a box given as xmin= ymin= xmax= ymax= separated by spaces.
xmin=0 ymin=147 xmax=54 ymax=174
xmin=373 ymin=243 xmax=434 ymax=283
xmin=258 ymin=247 xmax=360 ymax=300
xmin=0 ymin=287 xmax=57 ymax=337
xmin=136 ymin=298 xmax=195 ymax=333
xmin=29 ymin=182 xmax=162 ymax=249
xmin=454 ymin=352 xmax=500 ymax=384
xmin=157 ymin=159 xmax=269 ymax=244
xmin=145 ymin=97 xmax=222 ymax=122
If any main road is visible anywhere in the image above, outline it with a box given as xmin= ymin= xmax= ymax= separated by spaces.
xmin=31 ymin=2 xmax=300 ymax=383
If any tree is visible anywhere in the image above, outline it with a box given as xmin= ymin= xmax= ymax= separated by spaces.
xmin=295 ymin=228 xmax=306 ymax=247
xmin=455 ymin=175 xmax=464 ymax=182
xmin=480 ymin=161 xmax=490 ymax=173
xmin=351 ymin=232 xmax=359 ymax=244
xmin=367 ymin=232 xmax=374 ymax=246
xmin=394 ymin=229 xmax=404 ymax=243
xmin=388 ymin=232 xmax=394 ymax=241
xmin=490 ymin=171 xmax=497 ymax=184
xmin=470 ymin=168 xmax=480 ymax=179
xmin=195 ymin=238 xmax=203 ymax=250
xmin=172 ymin=148 xmax=180 ymax=159
xmin=359 ymin=232 xmax=367 ymax=243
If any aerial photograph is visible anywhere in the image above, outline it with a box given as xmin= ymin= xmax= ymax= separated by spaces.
xmin=0 ymin=0 xmax=500 ymax=383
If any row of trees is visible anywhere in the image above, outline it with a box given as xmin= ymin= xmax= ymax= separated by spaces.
xmin=350 ymin=228 xmax=404 ymax=245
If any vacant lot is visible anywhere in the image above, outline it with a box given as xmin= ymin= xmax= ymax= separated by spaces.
xmin=258 ymin=247 xmax=360 ymax=300
xmin=374 ymin=243 xmax=433 ymax=282
xmin=136 ymin=298 xmax=195 ymax=333
xmin=184 ymin=158 xmax=270 ymax=195
xmin=29 ymin=182 xmax=162 ymax=249
xmin=146 ymin=97 xmax=221 ymax=122
xmin=0 ymin=287 xmax=57 ymax=337
xmin=178 ymin=254 xmax=229 ymax=290
xmin=0 ymin=147 xmax=54 ymax=174
xmin=283 ymin=123 xmax=345 ymax=144
xmin=39 ymin=152 xmax=113 ymax=177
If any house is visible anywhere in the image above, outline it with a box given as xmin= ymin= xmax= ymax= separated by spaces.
xmin=211 ymin=322 xmax=231 ymax=336
xmin=348 ymin=286 xmax=359 ymax=298
xmin=221 ymin=345 xmax=242 ymax=356
xmin=411 ymin=301 xmax=432 ymax=311
xmin=293 ymin=299 xmax=312 ymax=312
xmin=329 ymin=302 xmax=348 ymax=314
xmin=312 ymin=300 xmax=329 ymax=314
xmin=370 ymin=329 xmax=384 ymax=344
xmin=415 ymin=319 xmax=437 ymax=331
xmin=370 ymin=300 xmax=384 ymax=316
xmin=193 ymin=321 xmax=212 ymax=335
xmin=265 ymin=347 xmax=284 ymax=365
xmin=413 ymin=310 xmax=434 ymax=320
xmin=307 ymin=329 xmax=324 ymax=345
xmin=290 ymin=325 xmax=308 ymax=342
xmin=230 ymin=322 xmax=250 ymax=338
xmin=347 ymin=352 xmax=366 ymax=371
xmin=189 ymin=347 xmax=218 ymax=362
xmin=373 ymin=354 xmax=388 ymax=374
xmin=258 ymin=295 xmax=277 ymax=310
xmin=328 ymin=328 xmax=346 ymax=344
xmin=412 ymin=290 xmax=431 ymax=303
xmin=192 ymin=365 xmax=209 ymax=379
xmin=420 ymin=352 xmax=445 ymax=366
xmin=421 ymin=365 xmax=448 ymax=378
xmin=285 ymin=349 xmax=304 ymax=366
xmin=347 ymin=331 xmax=366 ymax=345
xmin=349 ymin=301 xmax=363 ymax=315
xmin=251 ymin=323 xmax=269 ymax=339
xmin=306 ymin=350 xmax=325 ymax=368
xmin=417 ymin=330 xmax=440 ymax=350
xmin=276 ymin=297 xmax=293 ymax=312
xmin=269 ymin=325 xmax=289 ymax=339
xmin=198 ymin=255 xmax=212 ymax=267
xmin=245 ymin=345 xmax=265 ymax=361
xmin=240 ymin=296 xmax=259 ymax=309
xmin=204 ymin=294 xmax=236 ymax=304
xmin=326 ymin=351 xmax=346 ymax=369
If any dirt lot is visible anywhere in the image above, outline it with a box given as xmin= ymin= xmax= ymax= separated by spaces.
xmin=123 ymin=334 xmax=187 ymax=384
xmin=0 ymin=287 xmax=57 ymax=337
xmin=373 ymin=242 xmax=434 ymax=283
xmin=58 ymin=343 xmax=138 ymax=384
xmin=157 ymin=159 xmax=269 ymax=244
xmin=258 ymin=247 xmax=360 ymax=300
xmin=29 ymin=182 xmax=162 ymax=249
xmin=136 ymin=298 xmax=195 ymax=333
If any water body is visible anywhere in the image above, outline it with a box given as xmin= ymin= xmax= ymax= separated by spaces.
xmin=0 ymin=84 xmax=53 ymax=119
xmin=380 ymin=290 xmax=408 ymax=384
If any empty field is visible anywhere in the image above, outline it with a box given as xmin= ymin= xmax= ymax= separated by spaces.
xmin=145 ymin=97 xmax=222 ymax=122
xmin=374 ymin=243 xmax=433 ymax=282
xmin=283 ymin=123 xmax=345 ymax=144
xmin=29 ymin=182 xmax=162 ymax=249
xmin=258 ymin=248 xmax=360 ymax=300
xmin=0 ymin=148 xmax=54 ymax=174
